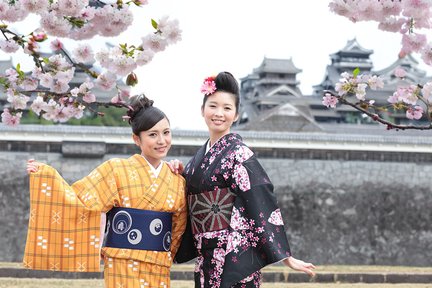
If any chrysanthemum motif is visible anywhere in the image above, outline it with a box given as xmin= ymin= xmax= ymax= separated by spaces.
xmin=200 ymin=76 xmax=217 ymax=95
xmin=188 ymin=187 xmax=235 ymax=233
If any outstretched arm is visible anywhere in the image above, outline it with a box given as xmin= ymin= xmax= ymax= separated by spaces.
xmin=283 ymin=256 xmax=316 ymax=277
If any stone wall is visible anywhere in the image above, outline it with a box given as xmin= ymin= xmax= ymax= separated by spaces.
xmin=1 ymin=143 xmax=431 ymax=266
xmin=265 ymin=159 xmax=432 ymax=266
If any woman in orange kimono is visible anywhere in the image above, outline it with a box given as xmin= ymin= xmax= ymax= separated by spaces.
xmin=23 ymin=95 xmax=187 ymax=288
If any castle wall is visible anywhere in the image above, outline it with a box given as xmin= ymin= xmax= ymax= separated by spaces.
xmin=1 ymin=136 xmax=431 ymax=266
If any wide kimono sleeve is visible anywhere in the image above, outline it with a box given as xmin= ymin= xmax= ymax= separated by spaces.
xmin=221 ymin=144 xmax=292 ymax=285
xmin=173 ymin=161 xmax=199 ymax=264
xmin=168 ymin=176 xmax=188 ymax=259
xmin=173 ymin=213 xmax=196 ymax=264
xmin=23 ymin=160 xmax=120 ymax=272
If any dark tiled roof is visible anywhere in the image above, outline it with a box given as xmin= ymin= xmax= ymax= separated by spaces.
xmin=254 ymin=57 xmax=302 ymax=74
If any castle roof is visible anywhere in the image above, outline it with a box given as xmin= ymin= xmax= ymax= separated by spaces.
xmin=254 ymin=57 xmax=302 ymax=74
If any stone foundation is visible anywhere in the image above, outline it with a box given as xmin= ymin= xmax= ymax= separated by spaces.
xmin=1 ymin=139 xmax=431 ymax=266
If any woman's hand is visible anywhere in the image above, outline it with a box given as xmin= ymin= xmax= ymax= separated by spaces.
xmin=27 ymin=159 xmax=42 ymax=174
xmin=283 ymin=256 xmax=316 ymax=277
xmin=166 ymin=159 xmax=184 ymax=174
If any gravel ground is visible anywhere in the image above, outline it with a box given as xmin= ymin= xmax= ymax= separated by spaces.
xmin=1 ymin=278 xmax=432 ymax=288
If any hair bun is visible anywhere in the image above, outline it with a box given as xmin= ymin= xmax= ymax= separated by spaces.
xmin=127 ymin=94 xmax=154 ymax=123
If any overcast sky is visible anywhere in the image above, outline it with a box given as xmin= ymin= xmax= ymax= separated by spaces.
xmin=3 ymin=1 xmax=430 ymax=131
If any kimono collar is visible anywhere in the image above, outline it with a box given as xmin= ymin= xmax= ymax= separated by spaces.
xmin=205 ymin=139 xmax=212 ymax=154
xmin=140 ymin=154 xmax=163 ymax=178
xmin=206 ymin=133 xmax=242 ymax=154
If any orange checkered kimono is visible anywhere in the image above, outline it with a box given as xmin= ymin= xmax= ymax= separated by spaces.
xmin=23 ymin=154 xmax=187 ymax=288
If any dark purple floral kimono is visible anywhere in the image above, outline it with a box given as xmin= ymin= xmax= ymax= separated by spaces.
xmin=175 ymin=133 xmax=291 ymax=288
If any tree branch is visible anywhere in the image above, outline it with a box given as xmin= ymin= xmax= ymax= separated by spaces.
xmin=324 ymin=90 xmax=432 ymax=130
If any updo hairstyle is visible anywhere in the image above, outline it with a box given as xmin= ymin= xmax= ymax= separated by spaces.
xmin=202 ymin=71 xmax=240 ymax=113
xmin=127 ymin=94 xmax=169 ymax=136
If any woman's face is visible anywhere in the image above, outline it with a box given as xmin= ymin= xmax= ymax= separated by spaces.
xmin=201 ymin=91 xmax=239 ymax=138
xmin=133 ymin=118 xmax=171 ymax=168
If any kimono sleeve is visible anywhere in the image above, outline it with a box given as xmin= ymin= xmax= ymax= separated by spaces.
xmin=23 ymin=160 xmax=120 ymax=272
xmin=168 ymin=176 xmax=188 ymax=259
xmin=230 ymin=145 xmax=291 ymax=264
xmin=173 ymin=215 xmax=197 ymax=263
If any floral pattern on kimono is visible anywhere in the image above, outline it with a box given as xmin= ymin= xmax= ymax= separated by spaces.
xmin=175 ymin=133 xmax=291 ymax=288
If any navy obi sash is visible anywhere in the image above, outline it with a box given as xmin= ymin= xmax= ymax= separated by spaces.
xmin=103 ymin=207 xmax=173 ymax=252
xmin=188 ymin=188 xmax=235 ymax=234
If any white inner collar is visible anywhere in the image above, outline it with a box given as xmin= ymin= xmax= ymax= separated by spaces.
xmin=141 ymin=155 xmax=163 ymax=178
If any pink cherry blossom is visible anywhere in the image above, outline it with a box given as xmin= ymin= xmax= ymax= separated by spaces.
xmin=7 ymin=91 xmax=30 ymax=110
xmin=30 ymin=96 xmax=46 ymax=116
xmin=1 ymin=109 xmax=22 ymax=126
xmin=21 ymin=0 xmax=50 ymax=14
xmin=0 ymin=39 xmax=20 ymax=53
xmin=367 ymin=75 xmax=384 ymax=90
xmin=406 ymin=106 xmax=424 ymax=120
xmin=157 ymin=17 xmax=182 ymax=45
xmin=95 ymin=72 xmax=117 ymax=91
xmin=50 ymin=39 xmax=64 ymax=51
xmin=135 ymin=50 xmax=155 ymax=66
xmin=387 ymin=93 xmax=399 ymax=104
xmin=399 ymin=85 xmax=419 ymax=105
xmin=72 ymin=44 xmax=94 ymax=64
xmin=40 ymin=12 xmax=72 ymax=37
xmin=421 ymin=82 xmax=432 ymax=100
xmin=0 ymin=2 xmax=28 ymax=22
xmin=51 ymin=79 xmax=70 ymax=94
xmin=70 ymin=87 xmax=80 ymax=97
xmin=322 ymin=93 xmax=339 ymax=108
xmin=421 ymin=44 xmax=432 ymax=66
xmin=142 ymin=34 xmax=168 ymax=53
xmin=1 ymin=108 xmax=22 ymax=126
xmin=355 ymin=83 xmax=368 ymax=100
xmin=56 ymin=0 xmax=87 ymax=17
xmin=19 ymin=77 xmax=39 ymax=91
xmin=83 ymin=92 xmax=96 ymax=103
xmin=401 ymin=33 xmax=427 ymax=55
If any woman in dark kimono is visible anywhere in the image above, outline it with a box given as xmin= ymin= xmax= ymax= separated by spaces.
xmin=174 ymin=71 xmax=315 ymax=287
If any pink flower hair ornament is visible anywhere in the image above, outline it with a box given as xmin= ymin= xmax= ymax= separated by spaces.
xmin=200 ymin=76 xmax=217 ymax=95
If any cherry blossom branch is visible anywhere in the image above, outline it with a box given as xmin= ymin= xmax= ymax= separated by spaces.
xmin=323 ymin=1 xmax=432 ymax=131
xmin=324 ymin=90 xmax=432 ymax=130
xmin=58 ymin=47 xmax=99 ymax=79
xmin=0 ymin=1 xmax=182 ymax=126
xmin=0 ymin=27 xmax=46 ymax=70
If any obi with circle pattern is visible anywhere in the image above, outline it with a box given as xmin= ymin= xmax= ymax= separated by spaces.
xmin=103 ymin=207 xmax=173 ymax=252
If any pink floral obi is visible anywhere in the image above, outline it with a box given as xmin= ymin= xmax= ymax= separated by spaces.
xmin=188 ymin=188 xmax=236 ymax=234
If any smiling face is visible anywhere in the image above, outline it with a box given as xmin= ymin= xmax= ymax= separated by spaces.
xmin=132 ymin=117 xmax=171 ymax=168
xmin=201 ymin=91 xmax=239 ymax=143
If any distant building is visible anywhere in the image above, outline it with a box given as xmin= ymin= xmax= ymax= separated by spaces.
xmin=235 ymin=38 xmax=432 ymax=132
xmin=236 ymin=57 xmax=321 ymax=132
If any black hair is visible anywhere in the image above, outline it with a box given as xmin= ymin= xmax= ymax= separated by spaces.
xmin=202 ymin=71 xmax=240 ymax=113
xmin=127 ymin=94 xmax=169 ymax=135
